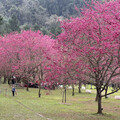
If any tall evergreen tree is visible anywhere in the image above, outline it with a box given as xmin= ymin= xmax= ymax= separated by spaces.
xmin=0 ymin=15 xmax=3 ymax=25
xmin=9 ymin=15 xmax=20 ymax=32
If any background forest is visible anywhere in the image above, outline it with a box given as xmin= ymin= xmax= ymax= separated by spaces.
xmin=0 ymin=0 xmax=101 ymax=35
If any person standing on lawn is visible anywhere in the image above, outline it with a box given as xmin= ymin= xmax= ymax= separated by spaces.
xmin=12 ymin=86 xmax=16 ymax=96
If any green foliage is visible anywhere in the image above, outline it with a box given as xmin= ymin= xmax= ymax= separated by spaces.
xmin=33 ymin=23 xmax=40 ymax=31
xmin=0 ymin=16 xmax=3 ymax=34
xmin=40 ymin=27 xmax=49 ymax=35
xmin=0 ymin=15 xmax=3 ymax=25
xmin=0 ymin=0 xmax=102 ymax=35
xmin=0 ymin=0 xmax=82 ymax=26
xmin=22 ymin=24 xmax=30 ymax=30
xmin=0 ymin=16 xmax=10 ymax=35
xmin=49 ymin=26 xmax=61 ymax=36
xmin=8 ymin=15 xmax=20 ymax=32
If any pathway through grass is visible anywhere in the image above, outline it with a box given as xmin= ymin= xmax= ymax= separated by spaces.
xmin=0 ymin=84 xmax=120 ymax=120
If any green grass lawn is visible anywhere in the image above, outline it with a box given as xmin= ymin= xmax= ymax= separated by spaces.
xmin=0 ymin=84 xmax=120 ymax=120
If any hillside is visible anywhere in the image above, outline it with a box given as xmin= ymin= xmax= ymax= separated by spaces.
xmin=0 ymin=0 xmax=101 ymax=35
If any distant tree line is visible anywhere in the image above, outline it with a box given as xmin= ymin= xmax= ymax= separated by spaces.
xmin=0 ymin=0 xmax=101 ymax=36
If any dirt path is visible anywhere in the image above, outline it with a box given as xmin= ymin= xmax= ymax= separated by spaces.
xmin=1 ymin=87 xmax=52 ymax=120
xmin=15 ymin=100 xmax=52 ymax=120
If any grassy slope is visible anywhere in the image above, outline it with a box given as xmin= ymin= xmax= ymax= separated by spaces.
xmin=0 ymin=84 xmax=120 ymax=120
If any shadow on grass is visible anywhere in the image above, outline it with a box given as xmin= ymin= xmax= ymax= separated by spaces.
xmin=92 ymin=113 xmax=113 ymax=117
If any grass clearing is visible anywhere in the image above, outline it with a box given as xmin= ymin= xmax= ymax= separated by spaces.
xmin=0 ymin=84 xmax=120 ymax=120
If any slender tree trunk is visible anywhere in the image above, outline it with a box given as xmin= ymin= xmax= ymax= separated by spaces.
xmin=62 ymin=90 xmax=64 ymax=103
xmin=26 ymin=80 xmax=29 ymax=91
xmin=8 ymin=76 xmax=11 ymax=85
xmin=38 ymin=80 xmax=41 ymax=98
xmin=72 ymin=84 xmax=74 ymax=96
xmin=78 ymin=80 xmax=81 ymax=93
xmin=38 ymin=65 xmax=43 ymax=98
xmin=3 ymin=75 xmax=7 ymax=84
xmin=0 ymin=76 xmax=1 ymax=84
xmin=62 ymin=86 xmax=67 ymax=103
xmin=26 ymin=85 xmax=29 ymax=91
xmin=90 ymin=84 xmax=93 ymax=89
xmin=65 ymin=86 xmax=66 ymax=103
xmin=33 ymin=73 xmax=36 ymax=82
xmin=97 ymin=89 xmax=103 ymax=114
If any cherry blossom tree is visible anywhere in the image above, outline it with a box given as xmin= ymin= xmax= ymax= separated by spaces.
xmin=0 ymin=30 xmax=56 ymax=97
xmin=58 ymin=0 xmax=120 ymax=114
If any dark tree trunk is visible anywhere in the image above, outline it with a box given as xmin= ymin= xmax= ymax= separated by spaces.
xmin=90 ymin=84 xmax=93 ymax=89
xmin=26 ymin=80 xmax=29 ymax=91
xmin=8 ymin=76 xmax=11 ymax=85
xmin=72 ymin=84 xmax=74 ymax=96
xmin=0 ymin=76 xmax=1 ymax=84
xmin=97 ymin=89 xmax=103 ymax=114
xmin=38 ymin=80 xmax=41 ymax=98
xmin=65 ymin=86 xmax=66 ymax=103
xmin=26 ymin=86 xmax=29 ymax=91
xmin=3 ymin=75 xmax=7 ymax=84
xmin=62 ymin=90 xmax=64 ymax=103
xmin=78 ymin=80 xmax=81 ymax=93
xmin=62 ymin=86 xmax=67 ymax=103
xmin=32 ymin=73 xmax=36 ymax=82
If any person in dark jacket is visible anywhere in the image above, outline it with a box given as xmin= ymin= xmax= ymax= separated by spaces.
xmin=12 ymin=86 xmax=16 ymax=96
xmin=11 ymin=76 xmax=16 ymax=84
